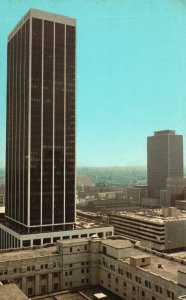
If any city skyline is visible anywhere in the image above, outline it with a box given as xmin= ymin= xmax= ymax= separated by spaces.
xmin=1 ymin=0 xmax=186 ymax=167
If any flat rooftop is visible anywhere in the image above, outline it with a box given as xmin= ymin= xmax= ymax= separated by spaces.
xmin=110 ymin=209 xmax=186 ymax=224
xmin=76 ymin=216 xmax=108 ymax=229
xmin=130 ymin=254 xmax=151 ymax=259
xmin=57 ymin=238 xmax=91 ymax=245
xmin=101 ymin=239 xmax=133 ymax=249
xmin=9 ymin=8 xmax=76 ymax=40
xmin=32 ymin=286 xmax=121 ymax=300
xmin=140 ymin=254 xmax=184 ymax=282
xmin=0 ymin=245 xmax=56 ymax=263
xmin=170 ymin=251 xmax=186 ymax=261
xmin=0 ymin=283 xmax=28 ymax=300
xmin=122 ymin=247 xmax=186 ymax=282
xmin=35 ymin=293 xmax=85 ymax=300
xmin=154 ymin=130 xmax=176 ymax=135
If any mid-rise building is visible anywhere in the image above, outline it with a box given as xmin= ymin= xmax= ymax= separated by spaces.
xmin=165 ymin=177 xmax=186 ymax=206
xmin=147 ymin=130 xmax=183 ymax=198
xmin=142 ymin=176 xmax=186 ymax=208
xmin=126 ymin=186 xmax=147 ymax=205
xmin=0 ymin=237 xmax=186 ymax=299
xmin=108 ymin=208 xmax=186 ymax=251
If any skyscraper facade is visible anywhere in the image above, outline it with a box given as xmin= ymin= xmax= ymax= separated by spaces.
xmin=5 ymin=9 xmax=76 ymax=234
xmin=147 ymin=130 xmax=183 ymax=198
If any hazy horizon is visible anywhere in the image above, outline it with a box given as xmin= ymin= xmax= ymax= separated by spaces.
xmin=0 ymin=164 xmax=147 ymax=170
xmin=1 ymin=1 xmax=186 ymax=167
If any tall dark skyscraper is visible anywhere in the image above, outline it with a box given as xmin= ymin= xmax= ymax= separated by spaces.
xmin=5 ymin=9 xmax=76 ymax=234
xmin=147 ymin=130 xmax=183 ymax=198
xmin=0 ymin=9 xmax=113 ymax=249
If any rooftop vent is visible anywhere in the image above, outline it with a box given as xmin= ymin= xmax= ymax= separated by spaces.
xmin=158 ymin=263 xmax=163 ymax=269
xmin=91 ymin=234 xmax=98 ymax=239
xmin=94 ymin=293 xmax=107 ymax=299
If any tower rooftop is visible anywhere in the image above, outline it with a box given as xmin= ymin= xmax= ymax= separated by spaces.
xmin=154 ymin=130 xmax=175 ymax=136
xmin=8 ymin=8 xmax=76 ymax=41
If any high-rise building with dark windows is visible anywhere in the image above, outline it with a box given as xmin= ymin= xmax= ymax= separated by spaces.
xmin=1 ymin=9 xmax=76 ymax=246
xmin=0 ymin=9 xmax=113 ymax=250
xmin=147 ymin=130 xmax=183 ymax=198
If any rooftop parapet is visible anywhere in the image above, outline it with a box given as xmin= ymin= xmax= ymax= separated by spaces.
xmin=154 ymin=130 xmax=176 ymax=135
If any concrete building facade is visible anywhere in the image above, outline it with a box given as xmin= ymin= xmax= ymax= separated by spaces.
xmin=165 ymin=177 xmax=186 ymax=207
xmin=108 ymin=209 xmax=186 ymax=251
xmin=0 ymin=237 xmax=186 ymax=299
xmin=147 ymin=130 xmax=183 ymax=199
xmin=126 ymin=186 xmax=147 ymax=205
xmin=142 ymin=177 xmax=186 ymax=208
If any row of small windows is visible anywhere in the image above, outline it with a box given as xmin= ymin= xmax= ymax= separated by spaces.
xmin=27 ymin=281 xmax=59 ymax=296
xmin=65 ymin=269 xmax=89 ymax=276
xmin=105 ymin=280 xmax=154 ymax=300
xmin=0 ymin=262 xmax=60 ymax=275
xmin=1 ymin=271 xmax=60 ymax=294
xmin=105 ymin=270 xmax=175 ymax=299
xmin=64 ymin=278 xmax=89 ymax=286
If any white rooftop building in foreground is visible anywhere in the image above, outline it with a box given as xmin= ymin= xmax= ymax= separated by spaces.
xmin=0 ymin=236 xmax=186 ymax=299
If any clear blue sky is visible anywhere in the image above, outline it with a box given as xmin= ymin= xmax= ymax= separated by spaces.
xmin=0 ymin=0 xmax=186 ymax=167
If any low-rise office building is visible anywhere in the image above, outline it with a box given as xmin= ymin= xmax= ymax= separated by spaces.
xmin=126 ymin=186 xmax=147 ymax=205
xmin=142 ymin=177 xmax=186 ymax=208
xmin=108 ymin=209 xmax=186 ymax=251
xmin=0 ymin=237 xmax=186 ymax=299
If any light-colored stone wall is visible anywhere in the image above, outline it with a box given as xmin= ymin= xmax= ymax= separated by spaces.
xmin=0 ymin=237 xmax=186 ymax=299
xmin=0 ymin=250 xmax=62 ymax=297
